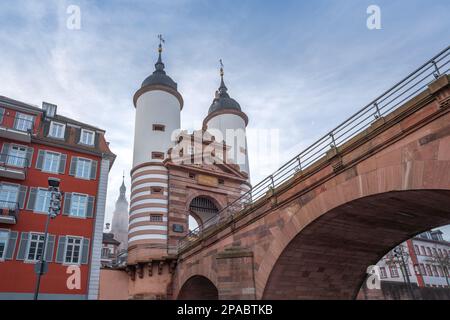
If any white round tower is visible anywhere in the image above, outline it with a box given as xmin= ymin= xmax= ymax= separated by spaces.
xmin=203 ymin=64 xmax=250 ymax=181
xmin=129 ymin=41 xmax=183 ymax=265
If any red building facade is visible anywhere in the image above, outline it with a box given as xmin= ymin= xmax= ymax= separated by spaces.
xmin=0 ymin=96 xmax=115 ymax=299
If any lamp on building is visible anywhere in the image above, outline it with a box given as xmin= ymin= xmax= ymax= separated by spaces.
xmin=33 ymin=177 xmax=63 ymax=300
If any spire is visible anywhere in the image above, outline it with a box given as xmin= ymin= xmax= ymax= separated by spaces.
xmin=140 ymin=34 xmax=178 ymax=91
xmin=207 ymin=58 xmax=242 ymax=115
xmin=154 ymin=34 xmax=166 ymax=74
xmin=218 ymin=59 xmax=229 ymax=97
xmin=119 ymin=171 xmax=126 ymax=200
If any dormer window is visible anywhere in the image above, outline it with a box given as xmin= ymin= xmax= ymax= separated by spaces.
xmin=42 ymin=102 xmax=57 ymax=118
xmin=48 ymin=121 xmax=65 ymax=139
xmin=79 ymin=129 xmax=95 ymax=146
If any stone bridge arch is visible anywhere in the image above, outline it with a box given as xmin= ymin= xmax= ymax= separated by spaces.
xmin=257 ymin=154 xmax=450 ymax=299
xmin=177 ymin=275 xmax=218 ymax=300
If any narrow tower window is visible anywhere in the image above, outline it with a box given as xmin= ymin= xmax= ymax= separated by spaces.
xmin=150 ymin=187 xmax=163 ymax=194
xmin=152 ymin=124 xmax=165 ymax=132
xmin=151 ymin=152 xmax=164 ymax=160
xmin=150 ymin=214 xmax=163 ymax=222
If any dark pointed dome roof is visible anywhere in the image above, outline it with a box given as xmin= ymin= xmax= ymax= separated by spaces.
xmin=208 ymin=68 xmax=241 ymax=114
xmin=141 ymin=44 xmax=178 ymax=91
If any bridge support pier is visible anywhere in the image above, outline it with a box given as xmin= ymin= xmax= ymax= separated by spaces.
xmin=216 ymin=247 xmax=256 ymax=300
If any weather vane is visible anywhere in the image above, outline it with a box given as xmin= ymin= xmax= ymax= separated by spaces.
xmin=219 ymin=59 xmax=224 ymax=77
xmin=158 ymin=34 xmax=165 ymax=53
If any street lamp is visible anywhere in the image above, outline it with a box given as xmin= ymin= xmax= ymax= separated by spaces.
xmin=393 ymin=245 xmax=415 ymax=300
xmin=33 ymin=177 xmax=62 ymax=300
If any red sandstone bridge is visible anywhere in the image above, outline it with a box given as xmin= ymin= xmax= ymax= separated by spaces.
xmin=174 ymin=46 xmax=450 ymax=299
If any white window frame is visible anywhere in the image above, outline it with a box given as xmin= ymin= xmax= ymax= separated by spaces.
xmin=25 ymin=232 xmax=45 ymax=263
xmin=379 ymin=267 xmax=387 ymax=279
xmin=48 ymin=121 xmax=65 ymax=139
xmin=101 ymin=246 xmax=110 ymax=259
xmin=75 ymin=157 xmax=92 ymax=180
xmin=0 ymin=183 xmax=19 ymax=209
xmin=7 ymin=144 xmax=27 ymax=168
xmin=34 ymin=188 xmax=52 ymax=214
xmin=43 ymin=103 xmax=57 ymax=117
xmin=63 ymin=235 xmax=83 ymax=265
xmin=14 ymin=113 xmax=34 ymax=132
xmin=42 ymin=151 xmax=61 ymax=174
xmin=0 ymin=229 xmax=10 ymax=261
xmin=69 ymin=193 xmax=88 ymax=218
xmin=79 ymin=129 xmax=95 ymax=146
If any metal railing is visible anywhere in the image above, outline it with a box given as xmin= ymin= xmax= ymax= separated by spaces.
xmin=0 ymin=112 xmax=35 ymax=133
xmin=0 ymin=201 xmax=19 ymax=222
xmin=177 ymin=45 xmax=450 ymax=252
xmin=0 ymin=153 xmax=29 ymax=169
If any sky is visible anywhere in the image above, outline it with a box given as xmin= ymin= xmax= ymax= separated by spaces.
xmin=0 ymin=0 xmax=449 ymax=238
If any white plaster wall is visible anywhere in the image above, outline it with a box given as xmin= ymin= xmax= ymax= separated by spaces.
xmin=206 ymin=113 xmax=250 ymax=176
xmin=133 ymin=90 xmax=181 ymax=167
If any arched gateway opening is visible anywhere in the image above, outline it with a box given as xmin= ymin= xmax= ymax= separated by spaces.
xmin=177 ymin=275 xmax=219 ymax=300
xmin=189 ymin=196 xmax=219 ymax=231
xmin=262 ymin=190 xmax=450 ymax=300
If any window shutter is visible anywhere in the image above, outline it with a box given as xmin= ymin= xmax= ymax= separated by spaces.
xmin=75 ymin=128 xmax=81 ymax=144
xmin=90 ymin=160 xmax=98 ymax=180
xmin=30 ymin=116 xmax=36 ymax=132
xmin=0 ymin=143 xmax=10 ymax=162
xmin=35 ymin=150 xmax=45 ymax=170
xmin=63 ymin=193 xmax=72 ymax=216
xmin=86 ymin=196 xmax=95 ymax=218
xmin=94 ymin=132 xmax=99 ymax=147
xmin=25 ymin=147 xmax=34 ymax=168
xmin=5 ymin=231 xmax=18 ymax=260
xmin=16 ymin=232 xmax=29 ymax=260
xmin=55 ymin=236 xmax=66 ymax=263
xmin=26 ymin=187 xmax=37 ymax=211
xmin=43 ymin=121 xmax=50 ymax=137
xmin=69 ymin=157 xmax=77 ymax=176
xmin=81 ymin=238 xmax=90 ymax=264
xmin=18 ymin=185 xmax=27 ymax=209
xmin=45 ymin=234 xmax=55 ymax=262
xmin=64 ymin=125 xmax=70 ymax=142
xmin=13 ymin=116 xmax=18 ymax=130
xmin=59 ymin=154 xmax=67 ymax=174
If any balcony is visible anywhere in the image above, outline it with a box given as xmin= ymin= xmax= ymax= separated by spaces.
xmin=0 ymin=113 xmax=34 ymax=143
xmin=0 ymin=201 xmax=19 ymax=225
xmin=0 ymin=154 xmax=28 ymax=180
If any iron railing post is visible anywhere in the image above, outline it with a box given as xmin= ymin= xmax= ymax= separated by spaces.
xmin=329 ymin=133 xmax=337 ymax=148
xmin=374 ymin=102 xmax=382 ymax=119
xmin=432 ymin=60 xmax=441 ymax=79
xmin=296 ymin=156 xmax=302 ymax=172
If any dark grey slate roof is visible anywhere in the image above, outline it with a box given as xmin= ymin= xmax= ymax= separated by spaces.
xmin=141 ymin=51 xmax=178 ymax=91
xmin=208 ymin=77 xmax=241 ymax=114
xmin=103 ymin=233 xmax=120 ymax=245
